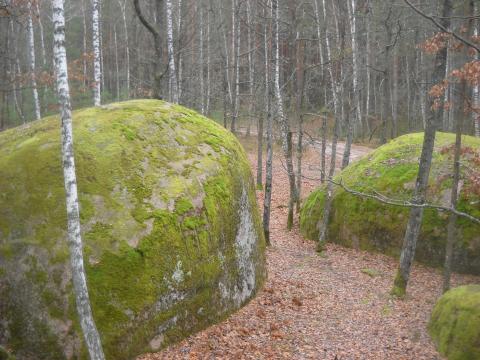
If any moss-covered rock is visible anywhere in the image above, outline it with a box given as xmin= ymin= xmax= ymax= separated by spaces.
xmin=429 ymin=285 xmax=480 ymax=360
xmin=300 ymin=133 xmax=480 ymax=274
xmin=0 ymin=100 xmax=266 ymax=359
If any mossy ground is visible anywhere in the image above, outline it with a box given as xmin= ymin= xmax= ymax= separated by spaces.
xmin=0 ymin=100 xmax=266 ymax=359
xmin=429 ymin=285 xmax=480 ymax=360
xmin=300 ymin=132 xmax=480 ymax=274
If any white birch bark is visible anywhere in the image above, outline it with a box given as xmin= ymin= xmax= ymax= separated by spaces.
xmin=273 ymin=0 xmax=296 ymax=230
xmin=51 ymin=1 xmax=105 ymax=358
xmin=114 ymin=23 xmax=120 ymax=100
xmin=177 ymin=0 xmax=183 ymax=100
xmin=247 ymin=0 xmax=254 ymax=135
xmin=322 ymin=0 xmax=340 ymax=118
xmin=27 ymin=0 xmax=41 ymax=120
xmin=231 ymin=0 xmax=240 ymax=133
xmin=473 ymin=15 xmax=480 ymax=137
xmin=92 ymin=0 xmax=102 ymax=106
xmin=118 ymin=0 xmax=130 ymax=96
xmin=206 ymin=4 xmax=211 ymax=114
xmin=365 ymin=6 xmax=371 ymax=131
xmin=166 ymin=0 xmax=179 ymax=103
xmin=199 ymin=4 xmax=205 ymax=114
xmin=348 ymin=0 xmax=362 ymax=132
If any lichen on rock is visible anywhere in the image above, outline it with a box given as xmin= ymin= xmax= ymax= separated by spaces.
xmin=429 ymin=285 xmax=480 ymax=360
xmin=300 ymin=132 xmax=480 ymax=274
xmin=0 ymin=100 xmax=266 ymax=359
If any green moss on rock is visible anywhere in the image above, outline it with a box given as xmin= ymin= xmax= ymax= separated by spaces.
xmin=300 ymin=133 xmax=480 ymax=274
xmin=0 ymin=100 xmax=266 ymax=359
xmin=429 ymin=285 xmax=480 ymax=360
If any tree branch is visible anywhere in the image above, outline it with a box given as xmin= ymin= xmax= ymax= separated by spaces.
xmin=134 ymin=0 xmax=159 ymax=39
xmin=404 ymin=0 xmax=480 ymax=53
xmin=329 ymin=177 xmax=480 ymax=225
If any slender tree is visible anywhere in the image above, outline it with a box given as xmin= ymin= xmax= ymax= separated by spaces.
xmin=263 ymin=0 xmax=273 ymax=244
xmin=134 ymin=0 xmax=164 ymax=100
xmin=166 ymin=0 xmax=178 ymax=103
xmin=272 ymin=0 xmax=296 ymax=230
xmin=27 ymin=0 xmax=41 ymax=120
xmin=92 ymin=0 xmax=102 ymax=106
xmin=392 ymin=0 xmax=453 ymax=298
xmin=51 ymin=0 xmax=105 ymax=358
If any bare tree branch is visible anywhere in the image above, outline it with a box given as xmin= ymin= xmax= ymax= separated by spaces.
xmin=404 ymin=0 xmax=480 ymax=53
xmin=328 ymin=177 xmax=480 ymax=225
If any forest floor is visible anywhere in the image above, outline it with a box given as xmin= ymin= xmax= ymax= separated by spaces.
xmin=139 ymin=137 xmax=479 ymax=360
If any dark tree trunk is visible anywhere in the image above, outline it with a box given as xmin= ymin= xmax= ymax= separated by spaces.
xmin=134 ymin=0 xmax=164 ymax=100
xmin=393 ymin=0 xmax=452 ymax=298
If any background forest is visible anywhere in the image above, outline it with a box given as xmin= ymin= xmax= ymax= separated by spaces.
xmin=1 ymin=0 xmax=479 ymax=139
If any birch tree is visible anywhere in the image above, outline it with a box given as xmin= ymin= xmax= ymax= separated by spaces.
xmin=473 ymin=3 xmax=480 ymax=137
xmin=263 ymin=0 xmax=273 ymax=244
xmin=92 ymin=0 xmax=102 ymax=106
xmin=342 ymin=0 xmax=360 ymax=169
xmin=117 ymin=0 xmax=130 ymax=96
xmin=27 ymin=0 xmax=41 ymax=120
xmin=51 ymin=0 xmax=105 ymax=358
xmin=166 ymin=0 xmax=178 ymax=103
xmin=272 ymin=0 xmax=296 ymax=230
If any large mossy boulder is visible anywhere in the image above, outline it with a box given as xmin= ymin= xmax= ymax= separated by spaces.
xmin=300 ymin=133 xmax=480 ymax=274
xmin=429 ymin=285 xmax=480 ymax=360
xmin=0 ymin=100 xmax=266 ymax=359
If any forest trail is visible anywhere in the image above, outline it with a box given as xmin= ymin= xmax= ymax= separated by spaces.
xmin=139 ymin=140 xmax=478 ymax=360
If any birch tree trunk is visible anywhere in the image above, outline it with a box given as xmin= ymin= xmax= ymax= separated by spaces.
xmin=392 ymin=0 xmax=452 ymax=298
xmin=118 ymin=0 xmax=130 ymax=97
xmin=473 ymin=5 xmax=480 ymax=137
xmin=177 ymin=0 xmax=183 ymax=101
xmin=349 ymin=0 xmax=362 ymax=133
xmin=314 ymin=0 xmax=327 ymax=183
xmin=51 ymin=1 xmax=105 ymax=358
xmin=365 ymin=4 xmax=372 ymax=133
xmin=263 ymin=1 xmax=273 ymax=244
xmin=230 ymin=0 xmax=240 ymax=133
xmin=342 ymin=0 xmax=357 ymax=169
xmin=82 ymin=0 xmax=88 ymax=89
xmin=114 ymin=24 xmax=120 ymax=100
xmin=92 ymin=0 xmax=102 ymax=106
xmin=166 ymin=0 xmax=179 ymax=103
xmin=27 ymin=0 xmax=41 ymax=120
xmin=273 ymin=0 xmax=296 ymax=230
xmin=199 ymin=4 xmax=205 ymax=113
xmin=206 ymin=4 xmax=211 ymax=114
xmin=246 ymin=0 xmax=254 ymax=137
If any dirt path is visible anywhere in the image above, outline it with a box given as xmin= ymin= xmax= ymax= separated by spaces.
xmin=139 ymin=141 xmax=478 ymax=360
